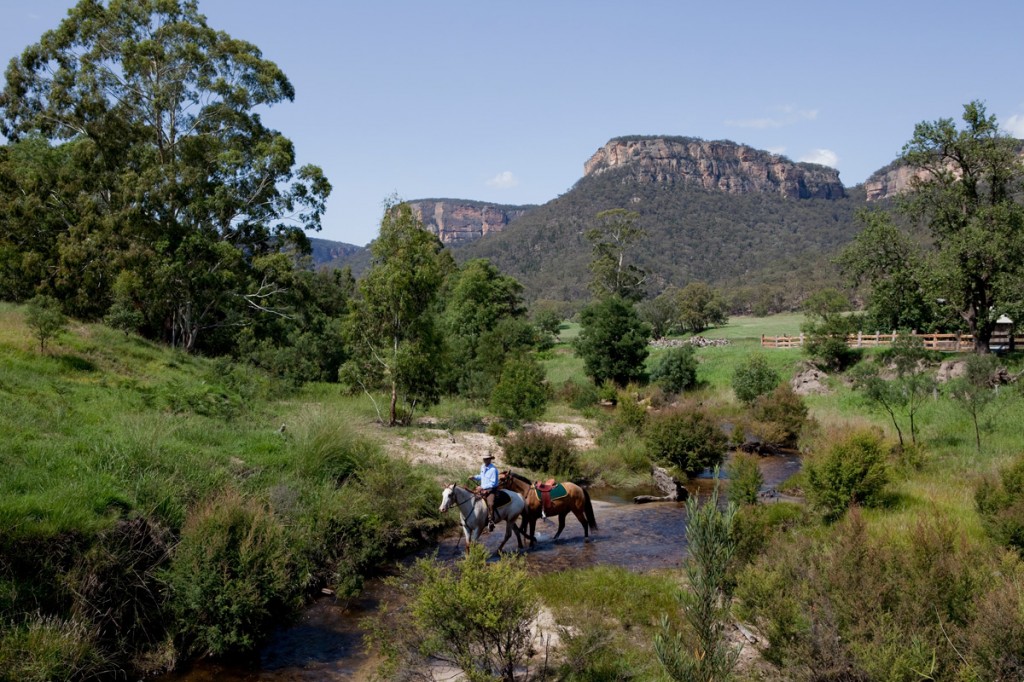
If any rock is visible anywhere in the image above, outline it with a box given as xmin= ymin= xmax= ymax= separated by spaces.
xmin=407 ymin=200 xmax=534 ymax=246
xmin=584 ymin=136 xmax=845 ymax=200
xmin=635 ymin=465 xmax=688 ymax=504
xmin=791 ymin=366 xmax=830 ymax=395
xmin=936 ymin=359 xmax=967 ymax=383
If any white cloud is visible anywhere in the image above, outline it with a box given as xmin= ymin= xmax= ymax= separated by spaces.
xmin=1005 ymin=114 xmax=1024 ymax=138
xmin=725 ymin=105 xmax=818 ymax=129
xmin=798 ymin=148 xmax=839 ymax=168
xmin=486 ymin=171 xmax=519 ymax=189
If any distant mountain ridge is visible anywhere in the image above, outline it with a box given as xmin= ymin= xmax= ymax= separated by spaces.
xmin=310 ymin=135 xmax=918 ymax=305
xmin=584 ymin=136 xmax=845 ymax=199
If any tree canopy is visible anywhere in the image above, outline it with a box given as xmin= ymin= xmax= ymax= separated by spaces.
xmin=0 ymin=0 xmax=330 ymax=352
xmin=899 ymin=100 xmax=1024 ymax=352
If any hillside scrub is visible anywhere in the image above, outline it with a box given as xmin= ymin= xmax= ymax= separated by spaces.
xmin=0 ymin=305 xmax=446 ymax=677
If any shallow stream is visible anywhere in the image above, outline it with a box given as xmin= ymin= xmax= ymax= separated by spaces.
xmin=160 ymin=452 xmax=800 ymax=681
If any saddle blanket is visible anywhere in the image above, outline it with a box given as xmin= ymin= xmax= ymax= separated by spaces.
xmin=534 ymin=482 xmax=568 ymax=514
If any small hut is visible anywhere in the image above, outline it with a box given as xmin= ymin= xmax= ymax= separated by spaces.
xmin=992 ymin=314 xmax=1015 ymax=351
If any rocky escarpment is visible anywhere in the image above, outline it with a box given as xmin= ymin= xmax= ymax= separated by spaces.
xmin=408 ymin=199 xmax=535 ymax=246
xmin=584 ymin=136 xmax=845 ymax=200
xmin=863 ymin=162 xmax=930 ymax=202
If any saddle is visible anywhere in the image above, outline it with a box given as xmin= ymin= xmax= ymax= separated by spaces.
xmin=533 ymin=480 xmax=568 ymax=514
xmin=476 ymin=488 xmax=513 ymax=510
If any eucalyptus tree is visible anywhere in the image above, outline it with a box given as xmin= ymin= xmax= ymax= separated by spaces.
xmin=900 ymin=100 xmax=1024 ymax=352
xmin=0 ymin=0 xmax=330 ymax=351
xmin=341 ymin=202 xmax=454 ymax=426
xmin=586 ymin=208 xmax=647 ymax=302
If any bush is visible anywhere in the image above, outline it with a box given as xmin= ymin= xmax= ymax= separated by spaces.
xmin=804 ymin=428 xmax=890 ymax=522
xmin=164 ymin=490 xmax=300 ymax=657
xmin=650 ymin=345 xmax=698 ymax=394
xmin=367 ymin=545 xmax=539 ymax=681
xmin=613 ymin=392 xmax=648 ymax=433
xmin=558 ymin=379 xmax=599 ymax=410
xmin=502 ymin=429 xmax=581 ymax=479
xmin=749 ymin=384 xmax=809 ymax=448
xmin=727 ymin=452 xmax=763 ymax=506
xmin=731 ymin=353 xmax=780 ymax=405
xmin=489 ymin=355 xmax=549 ymax=422
xmin=25 ymin=294 xmax=68 ymax=352
xmin=645 ymin=406 xmax=727 ymax=477
xmin=974 ymin=454 xmax=1024 ymax=553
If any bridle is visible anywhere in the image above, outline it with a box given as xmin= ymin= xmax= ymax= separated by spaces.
xmin=443 ymin=484 xmax=474 ymax=514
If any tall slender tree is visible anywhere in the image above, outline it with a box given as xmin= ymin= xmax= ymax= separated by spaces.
xmin=341 ymin=202 xmax=453 ymax=425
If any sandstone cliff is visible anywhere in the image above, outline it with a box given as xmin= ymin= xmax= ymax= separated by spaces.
xmin=863 ymin=162 xmax=930 ymax=202
xmin=584 ymin=136 xmax=845 ymax=200
xmin=407 ymin=199 xmax=535 ymax=246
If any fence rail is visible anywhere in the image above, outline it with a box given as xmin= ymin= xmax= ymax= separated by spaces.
xmin=760 ymin=331 xmax=1024 ymax=352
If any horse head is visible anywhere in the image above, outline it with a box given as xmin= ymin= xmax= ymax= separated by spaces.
xmin=439 ymin=483 xmax=457 ymax=513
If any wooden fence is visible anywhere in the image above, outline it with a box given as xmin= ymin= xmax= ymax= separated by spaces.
xmin=760 ymin=331 xmax=1024 ymax=352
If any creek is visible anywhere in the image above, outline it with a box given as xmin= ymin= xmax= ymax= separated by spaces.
xmin=159 ymin=452 xmax=800 ymax=681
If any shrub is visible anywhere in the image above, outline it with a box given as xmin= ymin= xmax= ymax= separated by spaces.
xmin=502 ymin=429 xmax=580 ymax=479
xmin=731 ymin=353 xmax=780 ymax=405
xmin=24 ymin=294 xmax=68 ymax=352
xmin=727 ymin=452 xmax=763 ymax=506
xmin=367 ymin=545 xmax=539 ymax=681
xmin=645 ymin=406 xmax=727 ymax=477
xmin=613 ymin=392 xmax=648 ymax=433
xmin=558 ymin=379 xmax=599 ymax=410
xmin=804 ymin=428 xmax=890 ymax=522
xmin=486 ymin=421 xmax=509 ymax=438
xmin=164 ymin=490 xmax=300 ymax=657
xmin=650 ymin=345 xmax=698 ymax=394
xmin=749 ymin=384 xmax=809 ymax=448
xmin=974 ymin=454 xmax=1024 ymax=553
xmin=489 ymin=355 xmax=549 ymax=422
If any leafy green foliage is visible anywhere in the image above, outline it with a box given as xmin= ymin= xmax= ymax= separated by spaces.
xmin=731 ymin=352 xmax=780 ymax=405
xmin=24 ymin=294 xmax=67 ymax=352
xmin=165 ymin=490 xmax=300 ymax=658
xmin=341 ymin=202 xmax=454 ymax=425
xmin=804 ymin=428 xmax=890 ymax=522
xmin=850 ymin=333 xmax=935 ymax=446
xmin=950 ymin=353 xmax=999 ymax=453
xmin=0 ymin=0 xmax=331 ymax=352
xmin=645 ymin=406 xmax=727 ymax=476
xmin=900 ymin=100 xmax=1024 ymax=351
xmin=368 ymin=545 xmax=539 ymax=682
xmin=502 ymin=429 xmax=580 ymax=479
xmin=974 ymin=454 xmax=1024 ymax=554
xmin=574 ymin=296 xmax=650 ymax=387
xmin=656 ymin=479 xmax=739 ymax=681
xmin=441 ymin=258 xmax=529 ymax=399
xmin=801 ymin=288 xmax=861 ymax=370
xmin=727 ymin=452 xmax=764 ymax=506
xmin=674 ymin=281 xmax=729 ymax=334
xmin=586 ymin=208 xmax=646 ymax=302
xmin=650 ymin=345 xmax=698 ymax=394
xmin=749 ymin=384 xmax=809 ymax=449
xmin=489 ymin=354 xmax=549 ymax=422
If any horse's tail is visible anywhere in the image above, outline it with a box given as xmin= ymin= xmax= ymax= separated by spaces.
xmin=582 ymin=487 xmax=598 ymax=531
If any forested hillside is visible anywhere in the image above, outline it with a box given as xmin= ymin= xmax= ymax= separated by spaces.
xmin=457 ymin=167 xmax=869 ymax=311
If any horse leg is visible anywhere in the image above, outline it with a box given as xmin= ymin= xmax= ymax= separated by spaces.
xmin=510 ymin=517 xmax=523 ymax=550
xmin=571 ymin=505 xmax=590 ymax=541
xmin=497 ymin=519 xmax=513 ymax=553
xmin=553 ymin=513 xmax=567 ymax=541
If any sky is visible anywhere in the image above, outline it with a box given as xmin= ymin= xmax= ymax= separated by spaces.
xmin=2 ymin=1 xmax=1024 ymax=247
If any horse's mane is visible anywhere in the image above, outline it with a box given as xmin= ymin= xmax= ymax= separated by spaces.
xmin=508 ymin=471 xmax=532 ymax=485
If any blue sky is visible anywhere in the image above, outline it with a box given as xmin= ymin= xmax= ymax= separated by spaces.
xmin=3 ymin=1 xmax=1023 ymax=246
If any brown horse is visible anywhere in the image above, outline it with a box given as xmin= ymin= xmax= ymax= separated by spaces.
xmin=498 ymin=470 xmax=597 ymax=546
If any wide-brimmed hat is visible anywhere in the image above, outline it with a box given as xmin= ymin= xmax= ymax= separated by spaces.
xmin=482 ymin=453 xmax=494 ymax=460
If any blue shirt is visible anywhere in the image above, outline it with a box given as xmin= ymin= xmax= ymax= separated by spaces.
xmin=474 ymin=462 xmax=499 ymax=489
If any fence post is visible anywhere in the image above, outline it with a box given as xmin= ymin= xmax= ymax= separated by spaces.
xmin=799 ymin=332 xmax=804 ymax=347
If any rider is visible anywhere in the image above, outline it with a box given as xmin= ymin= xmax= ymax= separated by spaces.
xmin=471 ymin=453 xmax=499 ymax=532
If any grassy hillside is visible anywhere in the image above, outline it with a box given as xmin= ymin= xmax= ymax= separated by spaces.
xmin=0 ymin=302 xmax=448 ymax=678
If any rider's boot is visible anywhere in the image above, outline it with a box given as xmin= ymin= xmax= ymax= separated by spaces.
xmin=487 ymin=506 xmax=495 ymax=532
